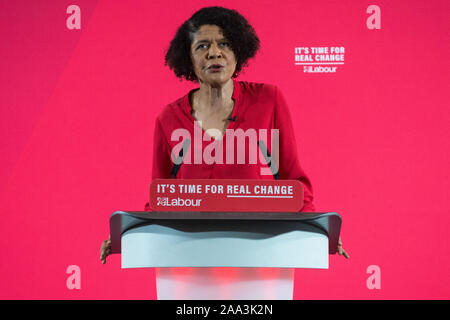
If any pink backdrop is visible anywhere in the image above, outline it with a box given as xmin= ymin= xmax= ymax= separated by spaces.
xmin=1 ymin=0 xmax=449 ymax=299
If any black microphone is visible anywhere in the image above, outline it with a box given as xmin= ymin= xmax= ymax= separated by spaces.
xmin=258 ymin=140 xmax=280 ymax=180
xmin=170 ymin=139 xmax=191 ymax=179
xmin=227 ymin=115 xmax=237 ymax=122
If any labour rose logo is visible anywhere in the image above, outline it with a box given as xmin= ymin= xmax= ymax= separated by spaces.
xmin=157 ymin=197 xmax=169 ymax=206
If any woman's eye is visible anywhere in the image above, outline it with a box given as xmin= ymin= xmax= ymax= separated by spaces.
xmin=196 ymin=42 xmax=229 ymax=50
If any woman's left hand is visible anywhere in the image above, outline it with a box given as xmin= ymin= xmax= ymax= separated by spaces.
xmin=338 ymin=236 xmax=349 ymax=259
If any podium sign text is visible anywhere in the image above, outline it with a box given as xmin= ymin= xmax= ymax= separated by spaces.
xmin=150 ymin=179 xmax=304 ymax=212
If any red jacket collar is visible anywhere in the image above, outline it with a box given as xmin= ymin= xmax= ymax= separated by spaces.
xmin=182 ymin=78 xmax=240 ymax=121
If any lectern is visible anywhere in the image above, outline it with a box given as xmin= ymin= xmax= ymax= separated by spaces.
xmin=109 ymin=210 xmax=342 ymax=300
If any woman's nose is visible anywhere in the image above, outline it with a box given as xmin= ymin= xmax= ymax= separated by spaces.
xmin=207 ymin=43 xmax=222 ymax=58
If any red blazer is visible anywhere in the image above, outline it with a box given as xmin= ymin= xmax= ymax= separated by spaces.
xmin=146 ymin=79 xmax=315 ymax=212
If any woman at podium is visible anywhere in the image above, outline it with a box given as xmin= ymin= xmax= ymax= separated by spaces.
xmin=148 ymin=6 xmax=314 ymax=211
xmin=100 ymin=6 xmax=348 ymax=264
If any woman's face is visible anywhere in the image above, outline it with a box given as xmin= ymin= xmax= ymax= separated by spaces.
xmin=190 ymin=24 xmax=237 ymax=86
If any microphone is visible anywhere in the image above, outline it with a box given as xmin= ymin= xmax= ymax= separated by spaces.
xmin=170 ymin=139 xmax=191 ymax=178
xmin=227 ymin=115 xmax=237 ymax=122
xmin=258 ymin=140 xmax=280 ymax=180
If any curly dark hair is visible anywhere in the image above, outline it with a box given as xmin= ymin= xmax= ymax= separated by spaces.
xmin=164 ymin=6 xmax=260 ymax=82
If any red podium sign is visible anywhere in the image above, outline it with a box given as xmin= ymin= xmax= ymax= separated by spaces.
xmin=149 ymin=179 xmax=304 ymax=212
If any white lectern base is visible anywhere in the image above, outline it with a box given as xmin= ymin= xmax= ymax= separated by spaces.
xmin=119 ymin=218 xmax=330 ymax=300
xmin=121 ymin=222 xmax=329 ymax=268
xmin=155 ymin=267 xmax=294 ymax=300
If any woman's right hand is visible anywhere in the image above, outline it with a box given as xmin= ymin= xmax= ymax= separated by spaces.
xmin=100 ymin=235 xmax=111 ymax=264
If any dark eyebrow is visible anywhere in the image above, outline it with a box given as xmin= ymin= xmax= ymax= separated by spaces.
xmin=193 ymin=38 xmax=228 ymax=45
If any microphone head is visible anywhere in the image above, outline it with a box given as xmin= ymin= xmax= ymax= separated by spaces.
xmin=172 ymin=139 xmax=191 ymax=165
xmin=258 ymin=140 xmax=270 ymax=158
xmin=170 ymin=138 xmax=191 ymax=178
xmin=258 ymin=140 xmax=279 ymax=180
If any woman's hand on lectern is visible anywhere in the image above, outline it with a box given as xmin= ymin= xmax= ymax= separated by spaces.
xmin=100 ymin=235 xmax=111 ymax=264
xmin=338 ymin=237 xmax=349 ymax=259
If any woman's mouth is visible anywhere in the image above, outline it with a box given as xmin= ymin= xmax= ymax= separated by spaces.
xmin=207 ymin=64 xmax=224 ymax=72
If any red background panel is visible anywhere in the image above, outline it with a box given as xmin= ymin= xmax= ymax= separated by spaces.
xmin=0 ymin=0 xmax=449 ymax=299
